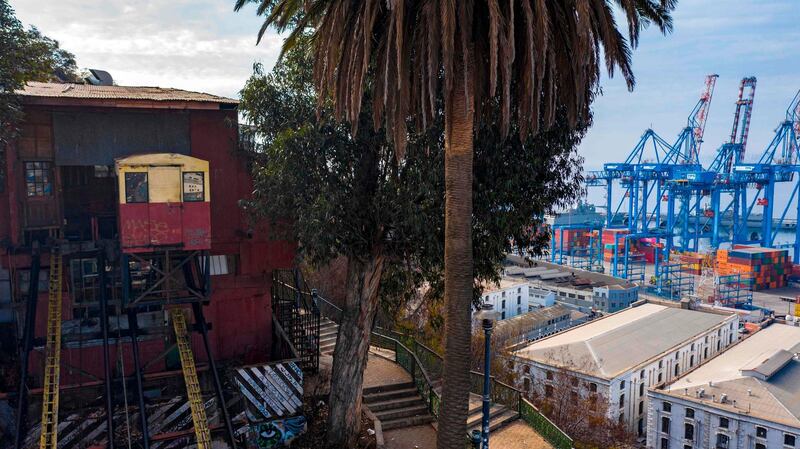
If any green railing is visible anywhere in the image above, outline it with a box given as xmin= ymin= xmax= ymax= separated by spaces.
xmin=519 ymin=398 xmax=573 ymax=449
xmin=371 ymin=330 xmax=442 ymax=417
xmin=372 ymin=329 xmax=573 ymax=449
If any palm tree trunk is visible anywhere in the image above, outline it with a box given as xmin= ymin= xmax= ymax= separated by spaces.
xmin=326 ymin=252 xmax=385 ymax=448
xmin=436 ymin=49 xmax=475 ymax=449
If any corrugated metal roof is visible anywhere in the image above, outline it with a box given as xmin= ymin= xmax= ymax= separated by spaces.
xmin=514 ymin=303 xmax=732 ymax=379
xmin=661 ymin=324 xmax=800 ymax=428
xmin=17 ymin=82 xmax=238 ymax=105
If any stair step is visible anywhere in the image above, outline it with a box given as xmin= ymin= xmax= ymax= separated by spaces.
xmin=374 ymin=404 xmax=430 ymax=421
xmin=367 ymin=396 xmax=426 ymax=412
xmin=320 ymin=334 xmax=338 ymax=344
xmin=363 ymin=382 xmax=415 ymax=396
xmin=320 ymin=327 xmax=338 ymax=337
xmin=466 ymin=405 xmax=508 ymax=428
xmin=468 ymin=410 xmax=519 ymax=434
xmin=380 ymin=414 xmax=435 ymax=431
xmin=363 ymin=387 xmax=418 ymax=402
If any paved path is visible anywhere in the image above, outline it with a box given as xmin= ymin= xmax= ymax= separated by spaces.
xmin=364 ymin=350 xmax=411 ymax=388
xmin=383 ymin=421 xmax=553 ymax=449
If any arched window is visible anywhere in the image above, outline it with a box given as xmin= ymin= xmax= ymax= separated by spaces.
xmin=674 ymin=364 xmax=680 ymax=377
xmin=684 ymin=423 xmax=694 ymax=440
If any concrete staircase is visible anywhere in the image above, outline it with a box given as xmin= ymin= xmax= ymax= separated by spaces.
xmin=363 ymin=381 xmax=435 ymax=431
xmin=466 ymin=393 xmax=519 ymax=435
xmin=319 ymin=317 xmax=339 ymax=355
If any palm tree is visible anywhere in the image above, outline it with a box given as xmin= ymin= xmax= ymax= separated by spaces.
xmin=236 ymin=1 xmax=676 ymax=447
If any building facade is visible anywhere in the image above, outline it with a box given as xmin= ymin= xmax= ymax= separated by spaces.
xmin=593 ymin=284 xmax=639 ymax=313
xmin=512 ymin=302 xmax=739 ymax=437
xmin=482 ymin=278 xmax=531 ymax=320
xmin=494 ymin=304 xmax=586 ymax=347
xmin=647 ymin=323 xmax=800 ymax=449
xmin=528 ymin=287 xmax=556 ymax=309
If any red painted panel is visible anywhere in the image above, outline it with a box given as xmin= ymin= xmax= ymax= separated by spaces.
xmin=119 ymin=203 xmax=150 ymax=250
xmin=148 ymin=202 xmax=182 ymax=246
xmin=182 ymin=202 xmax=211 ymax=250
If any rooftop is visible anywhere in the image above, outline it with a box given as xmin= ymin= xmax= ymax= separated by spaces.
xmin=17 ymin=82 xmax=238 ymax=106
xmin=513 ymin=303 xmax=733 ymax=380
xmin=661 ymin=324 xmax=800 ymax=428
xmin=483 ymin=277 xmax=530 ymax=294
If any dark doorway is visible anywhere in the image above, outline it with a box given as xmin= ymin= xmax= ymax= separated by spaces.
xmin=61 ymin=166 xmax=117 ymax=240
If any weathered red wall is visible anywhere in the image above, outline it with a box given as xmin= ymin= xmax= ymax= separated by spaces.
xmin=7 ymin=105 xmax=296 ymax=386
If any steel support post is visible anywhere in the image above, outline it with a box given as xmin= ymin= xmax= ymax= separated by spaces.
xmin=14 ymin=245 xmax=40 ymax=449
xmin=192 ymin=302 xmax=238 ymax=448
xmin=127 ymin=310 xmax=150 ymax=449
xmin=98 ymin=249 xmax=115 ymax=449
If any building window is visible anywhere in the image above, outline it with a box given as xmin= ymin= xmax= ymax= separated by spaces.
xmin=716 ymin=433 xmax=729 ymax=449
xmin=571 ymin=377 xmax=579 ymax=387
xmin=663 ymin=401 xmax=672 ymax=412
xmin=755 ymin=445 xmax=765 ymax=449
xmin=619 ymin=394 xmax=625 ymax=408
xmin=674 ymin=364 xmax=680 ymax=377
xmin=545 ymin=385 xmax=553 ymax=397
xmin=684 ymin=446 xmax=693 ymax=449
xmin=717 ymin=340 xmax=721 ymax=351
xmin=125 ymin=172 xmax=148 ymax=203
xmin=546 ymin=371 xmax=554 ymax=380
xmin=659 ymin=360 xmax=663 ymax=369
xmin=502 ymin=291 xmax=506 ymax=297
xmin=675 ymin=352 xmax=680 ymax=360
xmin=502 ymin=299 xmax=506 ymax=309
xmin=523 ymin=378 xmax=531 ymax=391
xmin=756 ymin=427 xmax=767 ymax=438
xmin=639 ymin=383 xmax=644 ymax=396
xmin=523 ymin=365 xmax=530 ymax=374
xmin=638 ymin=401 xmax=644 ymax=415
xmin=620 ymin=380 xmax=626 ymax=389
xmin=686 ymin=408 xmax=694 ymax=419
xmin=517 ymin=296 xmax=521 ymax=304
xmin=661 ymin=416 xmax=670 ymax=434
xmin=661 ymin=437 xmax=669 ymax=449
xmin=690 ymin=355 xmax=695 ymax=367
xmin=719 ymin=417 xmax=729 ymax=429
xmin=684 ymin=423 xmax=694 ymax=440
xmin=501 ymin=312 xmax=505 ymax=319
xmin=704 ymin=347 xmax=709 ymax=359
xmin=658 ymin=373 xmax=663 ymax=383
xmin=25 ymin=161 xmax=53 ymax=197
xmin=589 ymin=383 xmax=597 ymax=393
xmin=785 ymin=434 xmax=796 ymax=447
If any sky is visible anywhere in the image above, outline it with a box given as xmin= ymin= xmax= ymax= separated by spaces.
xmin=10 ymin=0 xmax=800 ymax=190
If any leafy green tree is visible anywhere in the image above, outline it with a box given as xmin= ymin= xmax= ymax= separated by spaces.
xmin=237 ymin=1 xmax=676 ymax=446
xmin=239 ymin=37 xmax=587 ymax=446
xmin=1 ymin=0 xmax=79 ymax=188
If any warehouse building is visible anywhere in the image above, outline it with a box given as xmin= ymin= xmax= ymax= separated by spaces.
xmin=647 ymin=323 xmax=800 ymax=449
xmin=493 ymin=304 xmax=587 ymax=347
xmin=511 ymin=301 xmax=739 ymax=437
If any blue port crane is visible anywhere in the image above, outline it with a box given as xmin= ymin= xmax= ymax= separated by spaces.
xmin=732 ymin=90 xmax=800 ymax=259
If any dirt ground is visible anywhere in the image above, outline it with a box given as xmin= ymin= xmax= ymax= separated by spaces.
xmin=382 ymin=421 xmax=553 ymax=449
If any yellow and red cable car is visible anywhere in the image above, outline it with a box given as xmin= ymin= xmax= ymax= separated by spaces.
xmin=116 ymin=153 xmax=211 ymax=253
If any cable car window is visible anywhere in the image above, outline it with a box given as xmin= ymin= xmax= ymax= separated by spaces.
xmin=183 ymin=171 xmax=204 ymax=202
xmin=125 ymin=172 xmax=148 ymax=203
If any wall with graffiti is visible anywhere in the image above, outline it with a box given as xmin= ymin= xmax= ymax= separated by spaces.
xmin=248 ymin=415 xmax=307 ymax=448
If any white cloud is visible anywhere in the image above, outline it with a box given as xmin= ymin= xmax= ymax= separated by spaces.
xmin=10 ymin=0 xmax=283 ymax=98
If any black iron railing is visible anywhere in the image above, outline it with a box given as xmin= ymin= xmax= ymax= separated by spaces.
xmin=271 ymin=269 xmax=320 ymax=372
xmin=313 ymin=290 xmax=343 ymax=324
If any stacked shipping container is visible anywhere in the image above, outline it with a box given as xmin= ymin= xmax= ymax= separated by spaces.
xmin=717 ymin=247 xmax=791 ymax=291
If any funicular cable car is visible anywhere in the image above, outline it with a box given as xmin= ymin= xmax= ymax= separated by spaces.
xmin=112 ymin=153 xmax=237 ymax=448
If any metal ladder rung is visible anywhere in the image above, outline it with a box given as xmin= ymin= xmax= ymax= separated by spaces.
xmin=39 ymin=249 xmax=63 ymax=449
xmin=170 ymin=309 xmax=212 ymax=448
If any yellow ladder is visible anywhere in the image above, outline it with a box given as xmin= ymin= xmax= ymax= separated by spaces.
xmin=39 ymin=249 xmax=63 ymax=449
xmin=170 ymin=309 xmax=212 ymax=448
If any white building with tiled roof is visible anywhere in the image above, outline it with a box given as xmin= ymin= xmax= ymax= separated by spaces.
xmin=511 ymin=301 xmax=739 ymax=437
xmin=647 ymin=323 xmax=800 ymax=449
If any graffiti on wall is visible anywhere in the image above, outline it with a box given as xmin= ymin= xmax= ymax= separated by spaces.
xmin=249 ymin=415 xmax=307 ymax=448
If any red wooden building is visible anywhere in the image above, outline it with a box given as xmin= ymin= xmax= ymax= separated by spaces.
xmin=0 ymin=82 xmax=301 ymax=448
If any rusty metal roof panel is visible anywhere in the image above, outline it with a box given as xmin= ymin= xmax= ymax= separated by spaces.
xmin=18 ymin=82 xmax=238 ymax=105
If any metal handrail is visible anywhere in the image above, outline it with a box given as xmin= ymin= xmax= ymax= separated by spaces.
xmin=371 ymin=330 xmax=441 ymax=417
xmin=313 ymin=290 xmax=343 ymax=324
